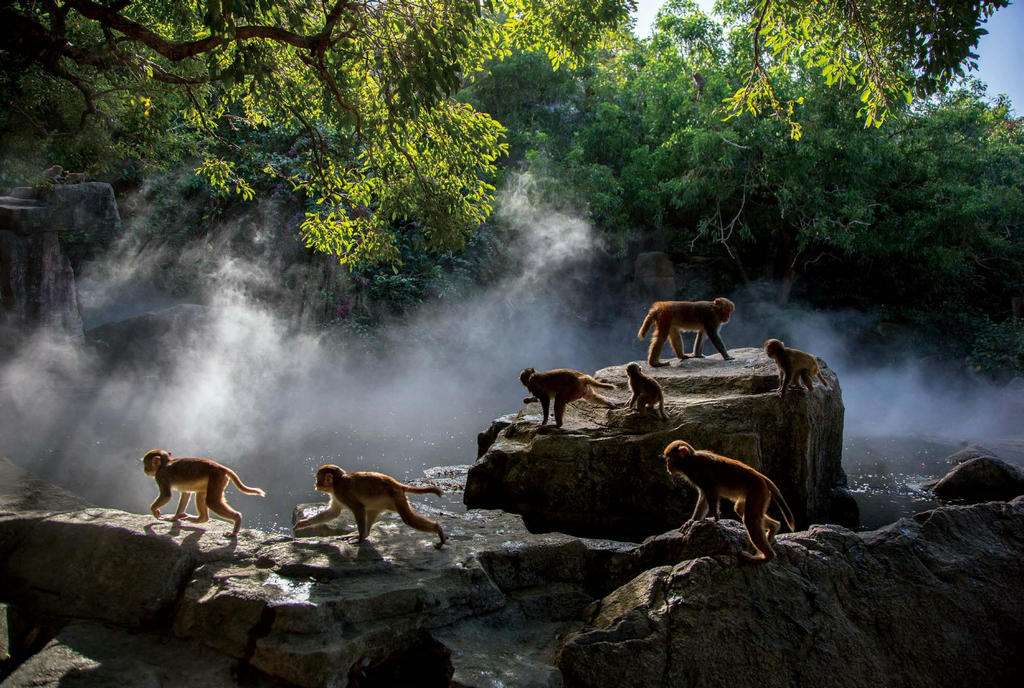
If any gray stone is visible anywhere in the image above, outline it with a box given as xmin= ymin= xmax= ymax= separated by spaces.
xmin=927 ymin=455 xmax=1024 ymax=502
xmin=0 ymin=621 xmax=280 ymax=688
xmin=85 ymin=304 xmax=209 ymax=368
xmin=465 ymin=348 xmax=856 ymax=539
xmin=557 ymin=497 xmax=1024 ymax=688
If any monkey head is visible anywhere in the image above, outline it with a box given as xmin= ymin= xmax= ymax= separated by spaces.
xmin=314 ymin=464 xmax=346 ymax=492
xmin=142 ymin=449 xmax=171 ymax=476
xmin=519 ymin=368 xmax=536 ymax=386
xmin=763 ymin=338 xmax=784 ymax=358
xmin=663 ymin=440 xmax=696 ymax=476
xmin=713 ymin=298 xmax=735 ymax=323
xmin=625 ymin=362 xmax=643 ymax=379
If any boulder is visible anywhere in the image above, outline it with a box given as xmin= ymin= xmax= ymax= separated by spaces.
xmin=85 ymin=304 xmax=209 ymax=368
xmin=465 ymin=348 xmax=857 ymax=540
xmin=927 ymin=455 xmax=1024 ymax=502
xmin=633 ymin=252 xmax=675 ymax=300
xmin=0 ymin=621 xmax=281 ymax=688
xmin=557 ymin=497 xmax=1024 ymax=688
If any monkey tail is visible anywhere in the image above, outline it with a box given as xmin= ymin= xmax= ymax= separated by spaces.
xmin=400 ymin=483 xmax=443 ymax=496
xmin=584 ymin=375 xmax=615 ymax=390
xmin=637 ymin=310 xmax=656 ymax=340
xmin=765 ymin=478 xmax=795 ymax=532
xmin=226 ymin=470 xmax=266 ymax=497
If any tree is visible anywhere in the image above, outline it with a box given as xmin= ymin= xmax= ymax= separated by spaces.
xmin=1 ymin=0 xmax=632 ymax=265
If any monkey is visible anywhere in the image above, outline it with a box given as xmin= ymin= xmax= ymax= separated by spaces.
xmin=637 ymin=297 xmax=735 ymax=367
xmin=63 ymin=172 xmax=87 ymax=184
xmin=142 ymin=448 xmax=265 ymax=538
xmin=763 ymin=339 xmax=829 ymax=399
xmin=663 ymin=440 xmax=795 ymax=563
xmin=294 ymin=465 xmax=446 ymax=548
xmin=692 ymin=72 xmax=706 ymax=98
xmin=519 ymin=367 xmax=616 ymax=428
xmin=624 ymin=362 xmax=667 ymax=419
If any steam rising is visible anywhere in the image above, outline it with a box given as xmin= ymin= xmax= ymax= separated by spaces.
xmin=1 ymin=172 xmax=1020 ymax=531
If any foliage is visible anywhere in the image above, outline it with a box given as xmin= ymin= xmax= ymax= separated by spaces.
xmin=1 ymin=0 xmax=633 ymax=266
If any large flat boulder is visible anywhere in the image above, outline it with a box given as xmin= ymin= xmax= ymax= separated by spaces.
xmin=557 ymin=497 xmax=1024 ymax=688
xmin=465 ymin=348 xmax=857 ymax=540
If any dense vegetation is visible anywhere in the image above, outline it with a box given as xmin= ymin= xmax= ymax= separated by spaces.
xmin=1 ymin=1 xmax=1021 ymax=374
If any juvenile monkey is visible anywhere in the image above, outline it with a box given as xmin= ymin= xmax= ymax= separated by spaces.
xmin=764 ymin=339 xmax=829 ymax=399
xmin=63 ymin=172 xmax=87 ymax=184
xmin=41 ymin=165 xmax=64 ymax=180
xmin=625 ymin=362 xmax=667 ymax=419
xmin=294 ymin=465 xmax=446 ymax=548
xmin=142 ymin=449 xmax=265 ymax=538
xmin=637 ymin=297 xmax=735 ymax=367
xmin=663 ymin=440 xmax=795 ymax=563
xmin=519 ymin=367 xmax=616 ymax=428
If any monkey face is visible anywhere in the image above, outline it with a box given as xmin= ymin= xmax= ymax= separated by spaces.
xmin=626 ymin=363 xmax=640 ymax=376
xmin=314 ymin=465 xmax=344 ymax=492
xmin=714 ymin=298 xmax=735 ymax=323
xmin=519 ymin=368 xmax=535 ymax=385
xmin=663 ymin=440 xmax=695 ymax=475
xmin=142 ymin=449 xmax=168 ymax=475
xmin=764 ymin=339 xmax=784 ymax=357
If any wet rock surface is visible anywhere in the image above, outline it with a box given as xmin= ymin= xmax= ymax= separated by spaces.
xmin=465 ymin=348 xmax=857 ymax=539
xmin=3 ymin=457 xmax=1023 ymax=687
xmin=927 ymin=448 xmax=1024 ymax=502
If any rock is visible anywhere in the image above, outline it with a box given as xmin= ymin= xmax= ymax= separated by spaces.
xmin=0 ymin=183 xmax=122 ymax=341
xmin=466 ymin=348 xmax=856 ymax=540
xmin=85 ymin=304 xmax=209 ymax=368
xmin=0 ymin=621 xmax=281 ymax=688
xmin=557 ymin=497 xmax=1024 ymax=688
xmin=927 ymin=455 xmax=1024 ymax=502
xmin=633 ymin=252 xmax=675 ymax=300
xmin=0 ymin=456 xmax=91 ymax=514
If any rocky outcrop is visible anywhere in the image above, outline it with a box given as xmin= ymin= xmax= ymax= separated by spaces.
xmin=86 ymin=303 xmax=209 ymax=369
xmin=558 ymin=497 xmax=1024 ymax=688
xmin=465 ymin=348 xmax=857 ymax=540
xmin=2 ymin=458 xmax=1024 ymax=687
xmin=927 ymin=452 xmax=1024 ymax=502
xmin=0 ymin=183 xmax=122 ymax=340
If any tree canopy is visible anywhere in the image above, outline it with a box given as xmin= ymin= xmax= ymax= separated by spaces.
xmin=0 ymin=0 xmax=1011 ymax=267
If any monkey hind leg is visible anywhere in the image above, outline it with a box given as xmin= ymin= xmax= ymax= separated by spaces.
xmin=669 ymin=329 xmax=686 ymax=360
xmin=764 ymin=515 xmax=781 ymax=542
xmin=800 ymin=371 xmax=814 ymax=392
xmin=648 ymin=333 xmax=669 ymax=367
xmin=739 ymin=491 xmax=774 ymax=562
xmin=395 ymin=494 xmax=445 ymax=548
xmin=554 ymin=398 xmax=568 ymax=428
xmin=206 ymin=498 xmax=242 ymax=537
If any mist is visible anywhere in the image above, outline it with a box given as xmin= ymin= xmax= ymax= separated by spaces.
xmin=1 ymin=172 xmax=1020 ymax=532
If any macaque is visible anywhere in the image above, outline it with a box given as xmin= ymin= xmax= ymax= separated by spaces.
xmin=637 ymin=297 xmax=735 ymax=367
xmin=142 ymin=449 xmax=265 ymax=538
xmin=519 ymin=367 xmax=616 ymax=428
xmin=63 ymin=172 xmax=87 ymax=184
xmin=692 ymin=72 xmax=706 ymax=97
xmin=764 ymin=339 xmax=829 ymax=399
xmin=663 ymin=440 xmax=794 ymax=563
xmin=294 ymin=465 xmax=446 ymax=548
xmin=625 ymin=362 xmax=667 ymax=419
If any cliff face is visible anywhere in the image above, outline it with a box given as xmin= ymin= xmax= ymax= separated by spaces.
xmin=465 ymin=348 xmax=858 ymax=540
xmin=0 ymin=183 xmax=122 ymax=341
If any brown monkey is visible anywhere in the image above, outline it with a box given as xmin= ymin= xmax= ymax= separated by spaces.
xmin=625 ymin=362 xmax=667 ymax=419
xmin=764 ymin=339 xmax=829 ymax=399
xmin=519 ymin=367 xmax=616 ymax=428
xmin=142 ymin=448 xmax=265 ymax=538
xmin=637 ymin=297 xmax=735 ymax=367
xmin=41 ymin=165 xmax=64 ymax=180
xmin=294 ymin=465 xmax=446 ymax=548
xmin=663 ymin=440 xmax=795 ymax=563
xmin=63 ymin=172 xmax=87 ymax=184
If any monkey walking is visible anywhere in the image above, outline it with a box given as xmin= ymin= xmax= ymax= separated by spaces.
xmin=519 ymin=367 xmax=616 ymax=428
xmin=663 ymin=440 xmax=795 ymax=563
xmin=294 ymin=465 xmax=447 ymax=548
xmin=637 ymin=297 xmax=735 ymax=367
xmin=763 ymin=339 xmax=829 ymax=399
xmin=624 ymin=363 xmax=667 ymax=419
xmin=142 ymin=449 xmax=265 ymax=538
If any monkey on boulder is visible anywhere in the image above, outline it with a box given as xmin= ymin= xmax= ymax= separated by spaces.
xmin=519 ymin=367 xmax=616 ymax=428
xmin=637 ymin=297 xmax=735 ymax=367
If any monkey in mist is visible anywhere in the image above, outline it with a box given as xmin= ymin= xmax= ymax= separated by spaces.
xmin=294 ymin=465 xmax=446 ymax=548
xmin=663 ymin=440 xmax=795 ymax=563
xmin=637 ymin=297 xmax=735 ymax=367
xmin=519 ymin=367 xmax=616 ymax=428
xmin=763 ymin=339 xmax=829 ymax=399
xmin=625 ymin=362 xmax=667 ymax=419
xmin=142 ymin=449 xmax=265 ymax=538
